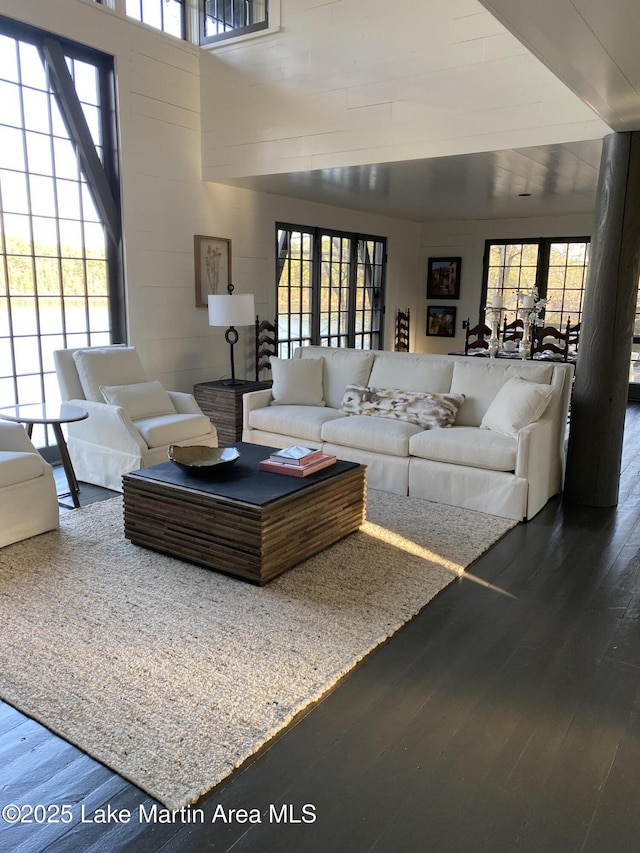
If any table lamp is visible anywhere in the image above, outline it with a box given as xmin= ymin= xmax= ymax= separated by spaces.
xmin=208 ymin=284 xmax=255 ymax=385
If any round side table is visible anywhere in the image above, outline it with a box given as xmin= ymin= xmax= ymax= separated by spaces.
xmin=0 ymin=403 xmax=88 ymax=508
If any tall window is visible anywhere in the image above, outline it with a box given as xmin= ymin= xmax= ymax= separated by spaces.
xmin=276 ymin=224 xmax=386 ymax=357
xmin=483 ymin=238 xmax=590 ymax=328
xmin=200 ymin=0 xmax=268 ymax=44
xmin=125 ymin=0 xmax=186 ymax=38
xmin=0 ymin=16 xmax=123 ymax=450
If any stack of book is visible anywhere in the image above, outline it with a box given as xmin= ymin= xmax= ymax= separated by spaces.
xmin=259 ymin=445 xmax=337 ymax=477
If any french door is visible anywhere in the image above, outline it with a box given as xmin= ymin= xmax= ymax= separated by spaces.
xmin=276 ymin=223 xmax=386 ymax=357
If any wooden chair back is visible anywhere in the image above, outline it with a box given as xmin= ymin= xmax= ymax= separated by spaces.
xmin=531 ymin=321 xmax=570 ymax=360
xmin=568 ymin=321 xmax=581 ymax=353
xmin=395 ymin=308 xmax=410 ymax=352
xmin=255 ymin=317 xmax=278 ymax=380
xmin=502 ymin=317 xmax=524 ymax=342
xmin=464 ymin=320 xmax=492 ymax=353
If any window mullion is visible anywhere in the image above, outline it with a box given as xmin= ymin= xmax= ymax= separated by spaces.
xmin=536 ymin=240 xmax=550 ymax=299
xmin=347 ymin=237 xmax=358 ymax=348
xmin=311 ymin=229 xmax=321 ymax=345
xmin=40 ymin=38 xmax=121 ymax=244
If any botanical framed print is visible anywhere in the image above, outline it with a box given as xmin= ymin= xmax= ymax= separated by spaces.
xmin=426 ymin=305 xmax=457 ymax=337
xmin=426 ymin=256 xmax=461 ymax=299
xmin=194 ymin=235 xmax=232 ymax=307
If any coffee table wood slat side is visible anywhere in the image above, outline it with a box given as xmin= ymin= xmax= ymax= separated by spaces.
xmin=122 ymin=465 xmax=366 ymax=585
xmin=259 ymin=469 xmax=366 ymax=582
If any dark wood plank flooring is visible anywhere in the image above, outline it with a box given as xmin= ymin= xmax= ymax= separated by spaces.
xmin=3 ymin=409 xmax=640 ymax=852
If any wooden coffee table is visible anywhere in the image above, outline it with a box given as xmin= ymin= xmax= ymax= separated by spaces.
xmin=122 ymin=442 xmax=366 ymax=585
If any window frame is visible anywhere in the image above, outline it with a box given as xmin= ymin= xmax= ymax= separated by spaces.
xmin=481 ymin=236 xmax=590 ymax=329
xmin=0 ymin=15 xmax=125 ymax=454
xmin=199 ymin=0 xmax=268 ymax=45
xmin=275 ymin=222 xmax=387 ymax=357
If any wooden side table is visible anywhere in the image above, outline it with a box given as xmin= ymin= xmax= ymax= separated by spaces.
xmin=193 ymin=380 xmax=271 ymax=446
xmin=0 ymin=402 xmax=88 ymax=508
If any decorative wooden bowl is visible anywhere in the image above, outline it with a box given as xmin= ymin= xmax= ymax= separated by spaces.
xmin=168 ymin=445 xmax=240 ymax=472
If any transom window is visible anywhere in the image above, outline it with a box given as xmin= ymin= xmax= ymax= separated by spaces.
xmin=0 ymin=16 xmax=123 ymax=451
xmin=90 ymin=0 xmax=272 ymax=45
xmin=125 ymin=0 xmax=186 ymax=38
xmin=483 ymin=238 xmax=590 ymax=328
xmin=200 ymin=0 xmax=268 ymax=43
xmin=276 ymin=224 xmax=386 ymax=357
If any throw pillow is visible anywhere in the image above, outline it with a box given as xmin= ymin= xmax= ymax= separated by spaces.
xmin=300 ymin=348 xmax=375 ymax=409
xmin=270 ymin=357 xmax=326 ymax=407
xmin=480 ymin=376 xmax=553 ymax=437
xmin=340 ymin=384 xmax=465 ymax=429
xmin=100 ymin=380 xmax=176 ymax=420
xmin=73 ymin=347 xmax=147 ymax=402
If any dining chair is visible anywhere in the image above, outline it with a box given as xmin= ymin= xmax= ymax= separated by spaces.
xmin=502 ymin=316 xmax=525 ymax=343
xmin=531 ymin=321 xmax=571 ymax=360
xmin=255 ymin=317 xmax=278 ymax=381
xmin=464 ymin=319 xmax=492 ymax=353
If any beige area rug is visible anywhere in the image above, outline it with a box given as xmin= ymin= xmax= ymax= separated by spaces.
xmin=0 ymin=491 xmax=515 ymax=810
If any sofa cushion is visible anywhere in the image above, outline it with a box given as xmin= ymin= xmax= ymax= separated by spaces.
xmin=299 ymin=348 xmax=374 ymax=408
xmin=270 ymin=357 xmax=325 ymax=406
xmin=368 ymin=353 xmax=454 ymax=393
xmin=321 ymin=415 xmax=422 ymax=457
xmin=480 ymin=376 xmax=554 ymax=436
xmin=249 ymin=405 xmax=346 ymax=443
xmin=340 ymin=385 xmax=464 ymax=429
xmin=100 ymin=380 xmax=176 ymax=419
xmin=0 ymin=451 xmax=45 ymax=487
xmin=450 ymin=359 xmax=554 ymax=426
xmin=409 ymin=427 xmax=517 ymax=472
xmin=72 ymin=347 xmax=148 ymax=402
xmin=133 ymin=413 xmax=212 ymax=449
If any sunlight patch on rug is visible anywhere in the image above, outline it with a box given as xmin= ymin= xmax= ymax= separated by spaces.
xmin=0 ymin=491 xmax=515 ymax=809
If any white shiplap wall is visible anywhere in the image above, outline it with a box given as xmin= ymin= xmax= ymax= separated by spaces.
xmin=200 ymin=0 xmax=607 ymax=181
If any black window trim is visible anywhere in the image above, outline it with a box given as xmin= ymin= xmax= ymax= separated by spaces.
xmin=480 ymin=235 xmax=590 ymax=325
xmin=199 ymin=0 xmax=269 ymax=45
xmin=276 ymin=221 xmax=387 ymax=354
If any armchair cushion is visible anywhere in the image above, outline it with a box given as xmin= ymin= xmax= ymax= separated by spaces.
xmin=72 ymin=347 xmax=147 ymax=401
xmin=133 ymin=413 xmax=213 ymax=448
xmin=100 ymin=380 xmax=176 ymax=420
xmin=0 ymin=451 xmax=46 ymax=488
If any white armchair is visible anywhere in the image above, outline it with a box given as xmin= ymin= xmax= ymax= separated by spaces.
xmin=54 ymin=346 xmax=218 ymax=492
xmin=0 ymin=422 xmax=59 ymax=548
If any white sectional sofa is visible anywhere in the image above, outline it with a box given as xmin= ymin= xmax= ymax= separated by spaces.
xmin=242 ymin=347 xmax=575 ymax=521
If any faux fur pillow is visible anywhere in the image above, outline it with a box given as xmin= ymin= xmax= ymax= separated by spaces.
xmin=340 ymin=384 xmax=465 ymax=429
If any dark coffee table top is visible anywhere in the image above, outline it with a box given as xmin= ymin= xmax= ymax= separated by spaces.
xmin=124 ymin=442 xmax=362 ymax=507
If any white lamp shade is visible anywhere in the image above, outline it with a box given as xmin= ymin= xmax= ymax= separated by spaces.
xmin=208 ymin=293 xmax=255 ymax=327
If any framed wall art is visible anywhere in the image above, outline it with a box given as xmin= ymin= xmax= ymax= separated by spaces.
xmin=426 ymin=256 xmax=461 ymax=299
xmin=426 ymin=305 xmax=457 ymax=337
xmin=194 ymin=235 xmax=232 ymax=308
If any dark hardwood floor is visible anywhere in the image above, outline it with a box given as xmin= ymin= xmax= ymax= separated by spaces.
xmin=3 ymin=408 xmax=640 ymax=852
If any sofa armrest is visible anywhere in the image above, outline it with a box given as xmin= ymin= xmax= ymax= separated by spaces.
xmin=65 ymin=398 xmax=148 ymax=453
xmin=243 ymin=389 xmax=273 ymax=429
xmin=167 ymin=391 xmax=203 ymax=415
xmin=516 ymin=403 xmax=567 ymax=517
xmin=0 ymin=421 xmax=39 ymax=453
